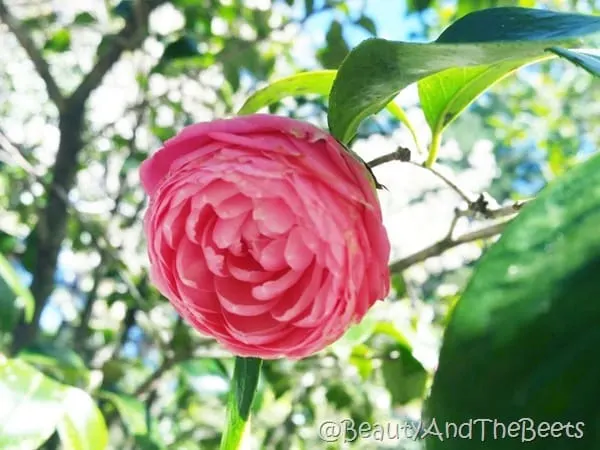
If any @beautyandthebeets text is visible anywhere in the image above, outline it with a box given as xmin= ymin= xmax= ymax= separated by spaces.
xmin=318 ymin=418 xmax=585 ymax=443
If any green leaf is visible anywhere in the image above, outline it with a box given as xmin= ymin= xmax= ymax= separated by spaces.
xmin=391 ymin=273 xmax=407 ymax=298
xmin=418 ymin=56 xmax=550 ymax=137
xmin=73 ymin=12 xmax=96 ymax=26
xmin=99 ymin=391 xmax=147 ymax=436
xmin=19 ymin=343 xmax=89 ymax=386
xmin=357 ymin=15 xmax=377 ymax=35
xmin=44 ymin=29 xmax=71 ymax=53
xmin=328 ymin=7 xmax=600 ymax=144
xmin=407 ymin=0 xmax=433 ymax=13
xmin=0 ymin=357 xmax=65 ymax=449
xmin=0 ymin=358 xmax=107 ymax=450
xmin=57 ymin=388 xmax=108 ymax=450
xmin=219 ymin=357 xmax=262 ymax=450
xmin=426 ymin=152 xmax=600 ymax=449
xmin=238 ymin=70 xmax=337 ymax=114
xmin=238 ymin=70 xmax=422 ymax=151
xmin=161 ymin=36 xmax=199 ymax=61
xmin=381 ymin=343 xmax=428 ymax=405
xmin=548 ymin=47 xmax=600 ymax=77
xmin=305 ymin=0 xmax=314 ymax=15
xmin=317 ymin=21 xmax=350 ymax=69
xmin=0 ymin=253 xmax=34 ymax=324
xmin=112 ymin=0 xmax=133 ymax=20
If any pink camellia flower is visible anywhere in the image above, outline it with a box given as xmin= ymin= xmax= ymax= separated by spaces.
xmin=140 ymin=114 xmax=390 ymax=359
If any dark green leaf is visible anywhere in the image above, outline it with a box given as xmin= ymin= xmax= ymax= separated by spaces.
xmin=407 ymin=0 xmax=434 ymax=12
xmin=44 ymin=29 xmax=71 ymax=53
xmin=426 ymin=152 xmax=600 ymax=449
xmin=305 ymin=0 xmax=314 ymax=15
xmin=547 ymin=47 xmax=600 ymax=77
xmin=357 ymin=15 xmax=377 ymax=35
xmin=438 ymin=7 xmax=598 ymax=43
xmin=112 ymin=0 xmax=133 ymax=20
xmin=161 ymin=36 xmax=200 ymax=62
xmin=328 ymin=7 xmax=600 ymax=143
xmin=326 ymin=382 xmax=354 ymax=410
xmin=219 ymin=357 xmax=262 ymax=450
xmin=317 ymin=21 xmax=350 ymax=69
xmin=381 ymin=344 xmax=428 ymax=405
xmin=73 ymin=12 xmax=96 ymax=26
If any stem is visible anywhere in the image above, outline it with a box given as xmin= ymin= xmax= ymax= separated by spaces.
xmin=220 ymin=357 xmax=262 ymax=450
xmin=425 ymin=130 xmax=442 ymax=168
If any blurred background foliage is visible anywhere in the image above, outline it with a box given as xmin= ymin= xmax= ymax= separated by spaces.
xmin=0 ymin=0 xmax=598 ymax=449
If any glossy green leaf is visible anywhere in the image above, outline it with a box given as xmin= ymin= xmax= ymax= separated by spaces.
xmin=328 ymin=7 xmax=600 ymax=143
xmin=237 ymin=71 xmax=422 ymax=151
xmin=100 ymin=391 xmax=147 ymax=436
xmin=418 ymin=56 xmax=550 ymax=136
xmin=548 ymin=47 xmax=600 ymax=77
xmin=0 ymin=253 xmax=34 ymax=324
xmin=381 ymin=343 xmax=428 ymax=405
xmin=57 ymin=388 xmax=108 ymax=450
xmin=426 ymin=152 xmax=600 ymax=449
xmin=0 ymin=358 xmax=65 ymax=449
xmin=44 ymin=29 xmax=71 ymax=53
xmin=238 ymin=70 xmax=337 ymax=115
xmin=0 ymin=358 xmax=107 ymax=450
xmin=219 ymin=357 xmax=262 ymax=450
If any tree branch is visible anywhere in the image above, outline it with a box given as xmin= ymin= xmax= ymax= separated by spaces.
xmin=67 ymin=0 xmax=166 ymax=107
xmin=10 ymin=0 xmax=166 ymax=353
xmin=0 ymin=0 xmax=65 ymax=109
xmin=389 ymin=220 xmax=510 ymax=274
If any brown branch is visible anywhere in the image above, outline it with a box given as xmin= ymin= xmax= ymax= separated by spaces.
xmin=9 ymin=1 xmax=167 ymax=354
xmin=67 ymin=0 xmax=167 ymax=108
xmin=367 ymin=146 xmax=411 ymax=168
xmin=0 ymin=0 xmax=65 ymax=109
xmin=389 ymin=220 xmax=509 ymax=274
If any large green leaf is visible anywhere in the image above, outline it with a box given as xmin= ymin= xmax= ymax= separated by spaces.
xmin=0 ymin=358 xmax=107 ymax=450
xmin=238 ymin=70 xmax=422 ymax=152
xmin=328 ymin=7 xmax=600 ymax=144
xmin=0 ymin=253 xmax=34 ymax=328
xmin=219 ymin=357 xmax=262 ymax=450
xmin=0 ymin=357 xmax=65 ymax=449
xmin=417 ymin=56 xmax=549 ymax=139
xmin=425 ymin=152 xmax=600 ymax=449
xmin=57 ymin=388 xmax=108 ymax=450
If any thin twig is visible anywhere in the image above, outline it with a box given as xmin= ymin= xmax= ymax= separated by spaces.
xmin=410 ymin=161 xmax=474 ymax=204
xmin=389 ymin=220 xmax=510 ymax=274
